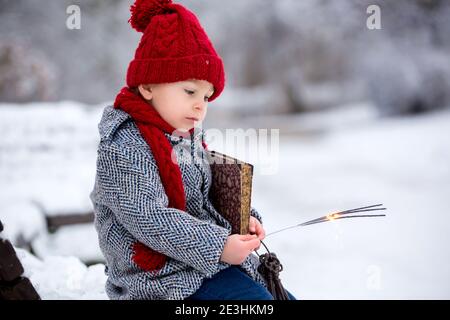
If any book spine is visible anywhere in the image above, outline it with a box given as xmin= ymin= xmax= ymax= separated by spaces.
xmin=240 ymin=164 xmax=253 ymax=235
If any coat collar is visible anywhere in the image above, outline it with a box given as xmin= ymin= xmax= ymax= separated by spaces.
xmin=99 ymin=105 xmax=205 ymax=147
xmin=98 ymin=105 xmax=130 ymax=141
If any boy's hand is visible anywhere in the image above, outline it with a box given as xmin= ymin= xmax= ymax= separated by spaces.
xmin=220 ymin=234 xmax=261 ymax=265
xmin=249 ymin=216 xmax=265 ymax=250
xmin=219 ymin=218 xmax=266 ymax=265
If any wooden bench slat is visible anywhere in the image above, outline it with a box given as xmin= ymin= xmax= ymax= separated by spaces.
xmin=46 ymin=212 xmax=94 ymax=232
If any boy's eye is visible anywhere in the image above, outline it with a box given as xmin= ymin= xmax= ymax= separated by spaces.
xmin=185 ymin=89 xmax=211 ymax=102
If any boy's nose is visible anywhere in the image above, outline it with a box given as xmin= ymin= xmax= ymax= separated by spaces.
xmin=194 ymin=102 xmax=206 ymax=111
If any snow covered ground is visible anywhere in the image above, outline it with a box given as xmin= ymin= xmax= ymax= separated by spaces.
xmin=1 ymin=101 xmax=449 ymax=299
xmin=15 ymin=247 xmax=107 ymax=300
xmin=251 ymin=110 xmax=450 ymax=299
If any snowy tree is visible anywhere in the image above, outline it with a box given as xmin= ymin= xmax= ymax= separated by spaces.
xmin=1 ymin=0 xmax=449 ymax=116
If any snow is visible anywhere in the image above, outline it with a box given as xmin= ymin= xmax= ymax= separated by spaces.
xmin=31 ymin=224 xmax=103 ymax=264
xmin=242 ymin=108 xmax=450 ymax=299
xmin=0 ymin=101 xmax=103 ymax=216
xmin=0 ymin=101 xmax=106 ymax=264
xmin=1 ymin=101 xmax=450 ymax=299
xmin=0 ymin=201 xmax=46 ymax=245
xmin=16 ymin=247 xmax=107 ymax=300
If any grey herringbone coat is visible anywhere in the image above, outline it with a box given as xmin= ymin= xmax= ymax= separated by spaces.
xmin=90 ymin=105 xmax=268 ymax=300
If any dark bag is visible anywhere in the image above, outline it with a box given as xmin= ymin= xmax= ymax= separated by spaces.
xmin=256 ymin=240 xmax=290 ymax=300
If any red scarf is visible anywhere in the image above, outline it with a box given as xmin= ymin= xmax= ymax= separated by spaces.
xmin=113 ymin=86 xmax=206 ymax=273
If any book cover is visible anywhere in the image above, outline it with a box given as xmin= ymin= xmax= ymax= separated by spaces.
xmin=206 ymin=150 xmax=254 ymax=235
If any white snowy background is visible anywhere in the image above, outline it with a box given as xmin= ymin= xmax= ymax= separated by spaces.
xmin=1 ymin=100 xmax=449 ymax=299
xmin=1 ymin=0 xmax=450 ymax=300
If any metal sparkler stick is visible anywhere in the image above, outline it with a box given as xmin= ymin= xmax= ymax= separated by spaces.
xmin=297 ymin=203 xmax=386 ymax=226
xmin=265 ymin=204 xmax=387 ymax=237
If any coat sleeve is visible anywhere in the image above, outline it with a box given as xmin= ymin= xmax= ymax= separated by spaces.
xmin=250 ymin=207 xmax=263 ymax=225
xmin=95 ymin=144 xmax=230 ymax=277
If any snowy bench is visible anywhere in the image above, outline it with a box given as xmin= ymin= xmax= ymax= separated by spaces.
xmin=0 ymin=219 xmax=40 ymax=300
xmin=45 ymin=211 xmax=94 ymax=233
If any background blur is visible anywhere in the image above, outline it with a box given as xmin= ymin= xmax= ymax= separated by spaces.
xmin=1 ymin=0 xmax=449 ymax=299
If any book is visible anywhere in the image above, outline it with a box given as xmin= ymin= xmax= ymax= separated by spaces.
xmin=206 ymin=150 xmax=254 ymax=235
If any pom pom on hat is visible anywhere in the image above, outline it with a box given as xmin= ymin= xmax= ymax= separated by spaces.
xmin=129 ymin=0 xmax=173 ymax=32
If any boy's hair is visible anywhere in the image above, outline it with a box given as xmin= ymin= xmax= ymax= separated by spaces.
xmin=129 ymin=87 xmax=140 ymax=96
xmin=129 ymin=87 xmax=151 ymax=103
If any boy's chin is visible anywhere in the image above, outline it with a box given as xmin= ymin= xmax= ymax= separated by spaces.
xmin=171 ymin=127 xmax=193 ymax=136
xmin=176 ymin=127 xmax=192 ymax=133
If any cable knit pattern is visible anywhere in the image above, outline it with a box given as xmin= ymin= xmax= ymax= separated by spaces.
xmin=90 ymin=105 xmax=266 ymax=300
xmin=125 ymin=0 xmax=225 ymax=101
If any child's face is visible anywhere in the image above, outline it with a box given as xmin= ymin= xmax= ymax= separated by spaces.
xmin=138 ymin=79 xmax=214 ymax=132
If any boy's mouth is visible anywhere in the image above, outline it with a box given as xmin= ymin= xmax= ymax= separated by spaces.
xmin=185 ymin=117 xmax=199 ymax=122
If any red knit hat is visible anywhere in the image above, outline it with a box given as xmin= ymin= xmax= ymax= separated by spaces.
xmin=126 ymin=0 xmax=225 ymax=102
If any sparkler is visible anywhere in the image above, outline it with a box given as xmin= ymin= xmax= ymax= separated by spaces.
xmin=265 ymin=203 xmax=386 ymax=237
xmin=253 ymin=204 xmax=386 ymax=300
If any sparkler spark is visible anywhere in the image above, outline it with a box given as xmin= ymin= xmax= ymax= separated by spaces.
xmin=265 ymin=204 xmax=386 ymax=237
xmin=326 ymin=212 xmax=340 ymax=221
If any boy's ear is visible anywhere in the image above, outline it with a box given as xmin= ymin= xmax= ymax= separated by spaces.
xmin=138 ymin=84 xmax=153 ymax=100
